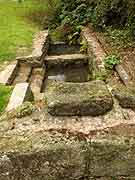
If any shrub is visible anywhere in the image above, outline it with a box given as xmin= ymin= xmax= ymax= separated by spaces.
xmin=52 ymin=0 xmax=135 ymax=39
xmin=104 ymin=54 xmax=120 ymax=70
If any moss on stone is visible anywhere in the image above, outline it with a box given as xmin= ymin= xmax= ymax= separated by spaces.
xmin=45 ymin=80 xmax=113 ymax=116
xmin=112 ymin=85 xmax=135 ymax=108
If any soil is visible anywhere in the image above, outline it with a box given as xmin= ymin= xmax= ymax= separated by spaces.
xmin=96 ymin=31 xmax=135 ymax=83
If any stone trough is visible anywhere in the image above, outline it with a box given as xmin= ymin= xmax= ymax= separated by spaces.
xmin=1 ymin=27 xmax=135 ymax=179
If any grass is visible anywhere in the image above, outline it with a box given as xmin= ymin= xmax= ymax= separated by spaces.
xmin=0 ymin=0 xmax=49 ymax=113
xmin=0 ymin=0 xmax=46 ymax=63
xmin=0 ymin=85 xmax=12 ymax=114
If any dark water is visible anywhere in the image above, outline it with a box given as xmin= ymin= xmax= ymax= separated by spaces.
xmin=41 ymin=63 xmax=89 ymax=92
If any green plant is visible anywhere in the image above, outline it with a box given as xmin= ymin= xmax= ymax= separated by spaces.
xmin=94 ymin=69 xmax=112 ymax=81
xmin=80 ymin=40 xmax=88 ymax=54
xmin=104 ymin=54 xmax=120 ymax=70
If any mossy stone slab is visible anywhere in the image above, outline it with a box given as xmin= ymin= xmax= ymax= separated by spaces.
xmin=113 ymin=86 xmax=135 ymax=108
xmin=45 ymin=80 xmax=113 ymax=116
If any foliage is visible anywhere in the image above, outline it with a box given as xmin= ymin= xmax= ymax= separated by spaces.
xmin=104 ymin=27 xmax=135 ymax=49
xmin=50 ymin=0 xmax=135 ymax=42
xmin=104 ymin=54 xmax=120 ymax=70
xmin=80 ymin=40 xmax=88 ymax=54
xmin=26 ymin=0 xmax=62 ymax=28
xmin=0 ymin=85 xmax=12 ymax=114
xmin=94 ymin=70 xmax=112 ymax=81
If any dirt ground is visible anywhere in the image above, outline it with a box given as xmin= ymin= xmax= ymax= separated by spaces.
xmin=96 ymin=31 xmax=135 ymax=83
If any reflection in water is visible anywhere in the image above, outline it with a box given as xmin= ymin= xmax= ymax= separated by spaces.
xmin=42 ymin=63 xmax=90 ymax=92
xmin=48 ymin=74 xmax=65 ymax=81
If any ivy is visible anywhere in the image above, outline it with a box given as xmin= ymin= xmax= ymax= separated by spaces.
xmin=48 ymin=0 xmax=135 ymax=41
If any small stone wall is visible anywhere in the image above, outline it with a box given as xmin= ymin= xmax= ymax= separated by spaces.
xmin=81 ymin=26 xmax=131 ymax=86
xmin=0 ymin=132 xmax=135 ymax=179
xmin=0 ymin=61 xmax=19 ymax=85
xmin=16 ymin=30 xmax=49 ymax=67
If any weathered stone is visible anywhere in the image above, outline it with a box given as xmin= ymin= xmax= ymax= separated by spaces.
xmin=0 ymin=62 xmax=18 ymax=85
xmin=0 ymin=133 xmax=135 ymax=179
xmin=48 ymin=42 xmax=80 ymax=55
xmin=45 ymin=54 xmax=88 ymax=66
xmin=90 ymin=136 xmax=135 ymax=177
xmin=30 ymin=67 xmax=46 ymax=100
xmin=16 ymin=30 xmax=49 ymax=66
xmin=45 ymin=80 xmax=113 ymax=116
xmin=112 ymin=86 xmax=135 ymax=108
xmin=115 ymin=64 xmax=131 ymax=86
xmin=0 ymin=133 xmax=86 ymax=180
xmin=32 ymin=30 xmax=49 ymax=57
xmin=6 ymin=83 xmax=34 ymax=112
xmin=81 ymin=27 xmax=106 ymax=72
xmin=16 ymin=55 xmax=41 ymax=67
xmin=12 ymin=63 xmax=32 ymax=85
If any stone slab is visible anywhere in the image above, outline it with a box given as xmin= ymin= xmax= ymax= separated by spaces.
xmin=45 ymin=80 xmax=113 ymax=116
xmin=16 ymin=55 xmax=41 ymax=67
xmin=112 ymin=86 xmax=135 ymax=108
xmin=82 ymin=27 xmax=106 ymax=71
xmin=0 ymin=133 xmax=135 ymax=179
xmin=45 ymin=54 xmax=88 ymax=66
xmin=0 ymin=62 xmax=18 ymax=85
xmin=16 ymin=30 xmax=49 ymax=66
xmin=32 ymin=30 xmax=49 ymax=57
xmin=115 ymin=64 xmax=131 ymax=86
xmin=30 ymin=67 xmax=46 ymax=100
xmin=6 ymin=83 xmax=34 ymax=112
xmin=48 ymin=43 xmax=80 ymax=55
xmin=12 ymin=63 xmax=32 ymax=85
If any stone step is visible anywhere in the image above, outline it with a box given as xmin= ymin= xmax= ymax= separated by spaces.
xmin=45 ymin=54 xmax=88 ymax=66
xmin=30 ymin=67 xmax=46 ymax=100
xmin=12 ymin=63 xmax=32 ymax=85
xmin=0 ymin=62 xmax=18 ymax=85
xmin=6 ymin=83 xmax=34 ymax=112
xmin=48 ymin=42 xmax=81 ymax=55
xmin=45 ymin=80 xmax=113 ymax=116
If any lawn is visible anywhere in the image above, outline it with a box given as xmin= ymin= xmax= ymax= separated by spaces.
xmin=0 ymin=85 xmax=12 ymax=114
xmin=0 ymin=0 xmax=49 ymax=113
xmin=0 ymin=0 xmax=47 ymax=63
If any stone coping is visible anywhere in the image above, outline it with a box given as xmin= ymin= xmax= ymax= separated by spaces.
xmin=0 ymin=61 xmax=18 ymax=85
xmin=6 ymin=83 xmax=34 ymax=112
xmin=16 ymin=30 xmax=49 ymax=66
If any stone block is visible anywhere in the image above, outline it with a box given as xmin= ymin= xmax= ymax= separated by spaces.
xmin=112 ymin=86 xmax=135 ymax=108
xmin=45 ymin=80 xmax=113 ymax=116
xmin=6 ymin=83 xmax=34 ymax=111
xmin=0 ymin=62 xmax=18 ymax=85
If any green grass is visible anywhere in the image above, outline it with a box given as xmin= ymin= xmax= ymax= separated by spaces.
xmin=0 ymin=85 xmax=12 ymax=114
xmin=0 ymin=0 xmax=46 ymax=63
